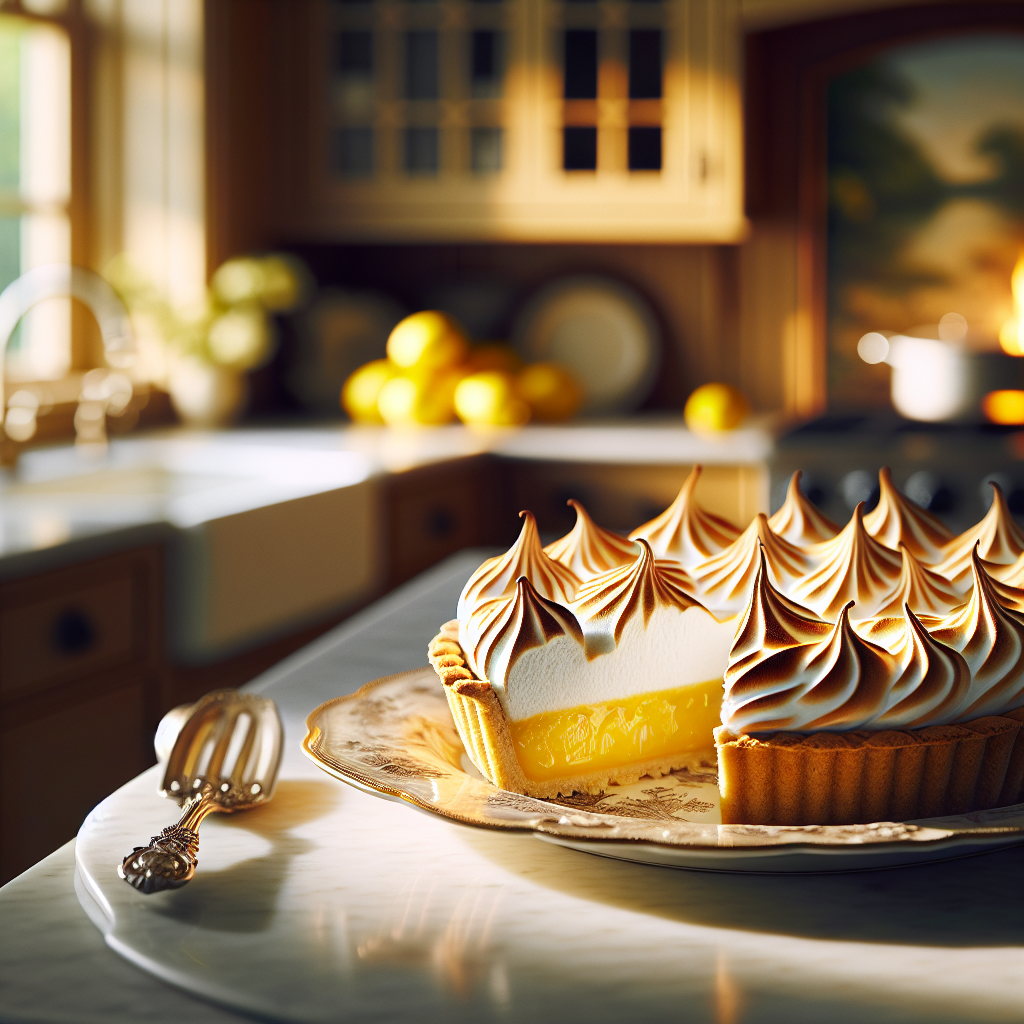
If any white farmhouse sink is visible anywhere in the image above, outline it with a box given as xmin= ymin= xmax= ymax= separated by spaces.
xmin=0 ymin=433 xmax=377 ymax=662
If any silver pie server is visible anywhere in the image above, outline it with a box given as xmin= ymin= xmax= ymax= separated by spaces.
xmin=119 ymin=689 xmax=283 ymax=894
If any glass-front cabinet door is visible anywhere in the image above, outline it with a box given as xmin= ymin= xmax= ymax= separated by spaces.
xmin=284 ymin=0 xmax=743 ymax=242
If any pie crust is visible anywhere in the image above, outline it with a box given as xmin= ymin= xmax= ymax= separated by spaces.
xmin=715 ymin=706 xmax=1024 ymax=825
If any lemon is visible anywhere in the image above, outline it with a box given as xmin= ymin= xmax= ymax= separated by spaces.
xmin=377 ymin=368 xmax=460 ymax=426
xmin=387 ymin=311 xmax=468 ymax=372
xmin=516 ymin=362 xmax=583 ymax=422
xmin=683 ymin=383 xmax=750 ymax=434
xmin=207 ymin=304 xmax=273 ymax=370
xmin=211 ymin=254 xmax=306 ymax=311
xmin=258 ymin=255 xmax=305 ymax=311
xmin=454 ymin=371 xmax=531 ymax=427
xmin=211 ymin=258 xmax=265 ymax=306
xmin=341 ymin=359 xmax=397 ymax=423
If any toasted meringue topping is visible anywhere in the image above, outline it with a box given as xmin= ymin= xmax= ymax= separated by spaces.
xmin=879 ymin=604 xmax=972 ymax=728
xmin=570 ymin=539 xmax=704 ymax=657
xmin=932 ymin=484 xmax=1024 ymax=589
xmin=458 ymin=595 xmax=513 ymax=679
xmin=767 ymin=471 xmax=839 ymax=544
xmin=689 ymin=514 xmax=817 ymax=619
xmin=724 ymin=567 xmax=976 ymax=732
xmin=863 ymin=467 xmax=952 ymax=563
xmin=926 ymin=548 xmax=1024 ymax=719
xmin=727 ymin=550 xmax=831 ymax=678
xmin=878 ymin=545 xmax=962 ymax=618
xmin=457 ymin=510 xmax=580 ymax=622
xmin=791 ymin=504 xmax=903 ymax=620
xmin=723 ymin=602 xmax=899 ymax=733
xmin=544 ymin=500 xmax=639 ymax=580
xmin=854 ymin=546 xmax=964 ymax=651
xmin=476 ymin=577 xmax=584 ymax=689
xmin=628 ymin=465 xmax=740 ymax=569
xmin=988 ymin=561 xmax=1024 ymax=614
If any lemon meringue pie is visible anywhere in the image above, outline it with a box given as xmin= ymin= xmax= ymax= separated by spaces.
xmin=430 ymin=467 xmax=1024 ymax=814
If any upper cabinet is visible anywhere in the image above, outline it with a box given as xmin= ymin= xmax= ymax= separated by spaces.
xmin=275 ymin=0 xmax=744 ymax=243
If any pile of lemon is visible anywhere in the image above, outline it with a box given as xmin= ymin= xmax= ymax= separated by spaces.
xmin=342 ymin=311 xmax=583 ymax=427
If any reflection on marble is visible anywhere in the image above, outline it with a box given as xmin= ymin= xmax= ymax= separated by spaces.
xmin=0 ymin=843 xmax=242 ymax=1024
xmin=75 ymin=742 xmax=1024 ymax=1024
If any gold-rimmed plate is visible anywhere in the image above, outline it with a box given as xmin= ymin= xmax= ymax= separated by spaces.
xmin=303 ymin=668 xmax=1024 ymax=873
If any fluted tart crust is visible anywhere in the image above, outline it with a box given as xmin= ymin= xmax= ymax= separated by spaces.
xmin=715 ymin=708 xmax=1024 ymax=826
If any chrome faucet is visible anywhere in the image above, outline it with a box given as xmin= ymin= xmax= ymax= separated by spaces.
xmin=0 ymin=264 xmax=136 ymax=453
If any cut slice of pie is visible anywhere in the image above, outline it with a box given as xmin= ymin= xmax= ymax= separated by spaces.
xmin=430 ymin=541 xmax=735 ymax=797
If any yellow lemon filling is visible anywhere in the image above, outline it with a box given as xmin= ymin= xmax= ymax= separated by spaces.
xmin=508 ymin=678 xmax=723 ymax=782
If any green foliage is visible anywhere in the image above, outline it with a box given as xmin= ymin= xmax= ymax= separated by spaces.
xmin=827 ymin=62 xmax=947 ymax=298
xmin=0 ymin=18 xmax=21 ymax=193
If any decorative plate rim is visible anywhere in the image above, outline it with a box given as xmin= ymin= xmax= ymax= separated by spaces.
xmin=303 ymin=668 xmax=1024 ymax=859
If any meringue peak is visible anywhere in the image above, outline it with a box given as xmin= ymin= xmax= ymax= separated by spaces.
xmin=482 ymin=577 xmax=584 ymax=687
xmin=933 ymin=483 xmax=1024 ymax=588
xmin=792 ymin=503 xmax=902 ymax=620
xmin=854 ymin=545 xmax=964 ymax=652
xmin=863 ymin=467 xmax=952 ymax=564
xmin=571 ymin=539 xmax=704 ymax=656
xmin=544 ymin=500 xmax=639 ymax=580
xmin=690 ymin=513 xmax=816 ymax=619
xmin=881 ymin=602 xmax=972 ymax=728
xmin=458 ymin=510 xmax=580 ymax=621
xmin=877 ymin=545 xmax=962 ymax=618
xmin=628 ymin=465 xmax=741 ymax=569
xmin=767 ymin=471 xmax=839 ymax=545
xmin=728 ymin=547 xmax=831 ymax=673
xmin=723 ymin=601 xmax=898 ymax=734
xmin=928 ymin=546 xmax=1024 ymax=718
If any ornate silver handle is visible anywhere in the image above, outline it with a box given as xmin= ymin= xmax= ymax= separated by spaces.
xmin=119 ymin=784 xmax=220 ymax=894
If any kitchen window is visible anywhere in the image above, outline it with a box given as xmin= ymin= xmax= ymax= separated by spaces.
xmin=0 ymin=11 xmax=71 ymax=382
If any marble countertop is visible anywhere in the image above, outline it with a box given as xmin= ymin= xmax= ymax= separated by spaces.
xmin=1 ymin=551 xmax=1022 ymax=1024
xmin=0 ymin=419 xmax=772 ymax=580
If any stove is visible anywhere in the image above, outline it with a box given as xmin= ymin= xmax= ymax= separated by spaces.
xmin=769 ymin=415 xmax=1024 ymax=532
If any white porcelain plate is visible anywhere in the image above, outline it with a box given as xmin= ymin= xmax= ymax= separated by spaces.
xmin=511 ymin=275 xmax=661 ymax=414
xmin=303 ymin=669 xmax=1024 ymax=873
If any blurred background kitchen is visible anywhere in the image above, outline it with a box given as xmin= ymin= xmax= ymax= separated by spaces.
xmin=0 ymin=0 xmax=1021 ymax=882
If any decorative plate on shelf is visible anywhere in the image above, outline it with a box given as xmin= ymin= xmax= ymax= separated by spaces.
xmin=511 ymin=275 xmax=661 ymax=415
xmin=303 ymin=668 xmax=1024 ymax=873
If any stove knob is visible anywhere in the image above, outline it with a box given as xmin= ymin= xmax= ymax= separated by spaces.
xmin=839 ymin=470 xmax=879 ymax=513
xmin=981 ymin=473 xmax=1024 ymax=515
xmin=905 ymin=471 xmax=955 ymax=514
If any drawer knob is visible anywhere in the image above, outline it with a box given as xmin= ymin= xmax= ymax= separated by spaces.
xmin=52 ymin=607 xmax=97 ymax=655
xmin=426 ymin=507 xmax=455 ymax=539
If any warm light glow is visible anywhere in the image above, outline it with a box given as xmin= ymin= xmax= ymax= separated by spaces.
xmin=999 ymin=251 xmax=1024 ymax=356
xmin=857 ymin=332 xmax=889 ymax=364
xmin=982 ymin=390 xmax=1024 ymax=425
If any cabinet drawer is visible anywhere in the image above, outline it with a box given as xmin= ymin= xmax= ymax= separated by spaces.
xmin=384 ymin=457 xmax=505 ymax=585
xmin=0 ymin=573 xmax=141 ymax=699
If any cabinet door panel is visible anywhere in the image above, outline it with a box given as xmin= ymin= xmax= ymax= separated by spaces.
xmin=0 ymin=677 xmax=153 ymax=884
xmin=0 ymin=573 xmax=141 ymax=699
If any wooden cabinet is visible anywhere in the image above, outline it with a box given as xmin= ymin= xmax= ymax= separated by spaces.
xmin=507 ymin=459 xmax=767 ymax=536
xmin=272 ymin=0 xmax=744 ymax=243
xmin=0 ymin=547 xmax=163 ymax=884
xmin=381 ymin=456 xmax=510 ymax=586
